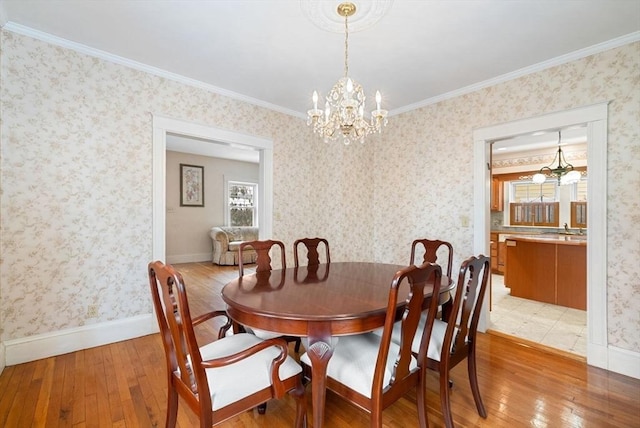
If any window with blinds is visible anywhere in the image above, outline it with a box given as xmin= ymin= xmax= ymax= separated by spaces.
xmin=511 ymin=181 xmax=557 ymax=202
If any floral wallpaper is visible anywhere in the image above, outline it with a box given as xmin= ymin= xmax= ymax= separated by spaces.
xmin=0 ymin=30 xmax=638 ymax=354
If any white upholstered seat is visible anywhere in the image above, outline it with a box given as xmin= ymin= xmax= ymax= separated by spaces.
xmin=301 ymin=332 xmax=416 ymax=398
xmin=197 ymin=333 xmax=302 ymax=410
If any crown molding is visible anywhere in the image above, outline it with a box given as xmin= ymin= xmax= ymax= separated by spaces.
xmin=2 ymin=22 xmax=306 ymax=120
xmin=390 ymin=31 xmax=640 ymax=116
xmin=3 ymin=22 xmax=637 ymax=120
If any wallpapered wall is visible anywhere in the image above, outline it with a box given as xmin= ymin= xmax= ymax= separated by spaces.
xmin=0 ymin=30 xmax=638 ymax=354
xmin=165 ymin=150 xmax=259 ymax=262
xmin=372 ymin=43 xmax=640 ymax=352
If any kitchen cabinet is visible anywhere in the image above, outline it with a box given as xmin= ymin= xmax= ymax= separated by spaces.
xmin=498 ymin=241 xmax=506 ymax=274
xmin=504 ymin=234 xmax=586 ymax=310
xmin=491 ymin=178 xmax=503 ymax=212
xmin=490 ymin=232 xmax=507 ymax=274
xmin=509 ymin=202 xmax=559 ymax=227
xmin=490 ymin=233 xmax=498 ymax=273
xmin=571 ymin=201 xmax=587 ymax=228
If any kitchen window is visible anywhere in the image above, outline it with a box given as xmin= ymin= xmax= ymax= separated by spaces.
xmin=507 ymin=178 xmax=587 ymax=228
xmin=509 ymin=180 xmax=559 ymax=226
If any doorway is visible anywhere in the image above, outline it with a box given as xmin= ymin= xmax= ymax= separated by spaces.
xmin=151 ymin=115 xmax=274 ymax=262
xmin=488 ymin=129 xmax=587 ymax=356
xmin=473 ymin=103 xmax=609 ymax=370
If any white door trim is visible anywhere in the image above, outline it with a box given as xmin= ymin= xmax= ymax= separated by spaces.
xmin=473 ymin=102 xmax=608 ymax=370
xmin=151 ymin=115 xmax=274 ymax=262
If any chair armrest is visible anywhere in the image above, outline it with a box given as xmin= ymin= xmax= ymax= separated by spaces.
xmin=200 ymin=337 xmax=290 ymax=397
xmin=210 ymin=228 xmax=230 ymax=251
xmin=192 ymin=310 xmax=232 ymax=339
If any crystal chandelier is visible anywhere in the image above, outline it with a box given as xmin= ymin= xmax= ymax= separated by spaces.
xmin=307 ymin=2 xmax=388 ymax=145
xmin=532 ymin=131 xmax=582 ymax=185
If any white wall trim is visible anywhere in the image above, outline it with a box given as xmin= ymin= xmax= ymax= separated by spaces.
xmin=152 ymin=115 xmax=274 ymax=262
xmin=472 ymin=102 xmax=628 ymax=376
xmin=607 ymin=346 xmax=640 ymax=380
xmin=166 ymin=253 xmax=212 ymax=264
xmin=3 ymin=23 xmax=305 ymax=120
xmin=4 ymin=315 xmax=158 ymax=366
xmin=392 ymin=32 xmax=640 ymax=116
xmin=6 ymin=22 xmax=638 ymax=121
xmin=0 ymin=341 xmax=6 ymax=374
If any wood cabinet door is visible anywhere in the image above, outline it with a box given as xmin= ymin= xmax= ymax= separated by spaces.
xmin=491 ymin=178 xmax=503 ymax=212
xmin=571 ymin=202 xmax=587 ymax=228
xmin=505 ymin=240 xmax=555 ymax=304
xmin=498 ymin=241 xmax=506 ymax=274
xmin=557 ymin=245 xmax=587 ymax=310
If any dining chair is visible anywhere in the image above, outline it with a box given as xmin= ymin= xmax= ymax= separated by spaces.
xmin=238 ymin=240 xmax=302 ymax=353
xmin=300 ymin=262 xmax=443 ymax=428
xmin=147 ymin=261 xmax=307 ymax=428
xmin=390 ymin=254 xmax=490 ymax=428
xmin=428 ymin=254 xmax=490 ymax=428
xmin=293 ymin=237 xmax=330 ymax=267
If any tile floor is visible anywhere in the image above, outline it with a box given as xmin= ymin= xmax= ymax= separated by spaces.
xmin=489 ymin=274 xmax=587 ymax=357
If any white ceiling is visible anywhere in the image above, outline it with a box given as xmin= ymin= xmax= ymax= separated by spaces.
xmin=1 ymin=0 xmax=638 ymax=161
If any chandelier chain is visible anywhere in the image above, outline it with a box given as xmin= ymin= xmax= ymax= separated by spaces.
xmin=344 ymin=12 xmax=349 ymax=78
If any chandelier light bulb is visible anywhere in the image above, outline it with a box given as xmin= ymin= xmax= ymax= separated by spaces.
xmin=312 ymin=91 xmax=318 ymax=110
xmin=375 ymin=90 xmax=382 ymax=110
xmin=532 ymin=173 xmax=546 ymax=184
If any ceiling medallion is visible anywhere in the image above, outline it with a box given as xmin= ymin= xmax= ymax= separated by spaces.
xmin=300 ymin=0 xmax=393 ymax=33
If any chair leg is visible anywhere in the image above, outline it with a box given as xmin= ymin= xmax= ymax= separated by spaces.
xmin=467 ymin=348 xmax=487 ymax=418
xmin=417 ymin=366 xmax=430 ymax=428
xmin=440 ymin=368 xmax=455 ymax=428
xmin=166 ymin=383 xmax=179 ymax=428
xmin=294 ymin=337 xmax=302 ymax=353
xmin=291 ymin=380 xmax=307 ymax=428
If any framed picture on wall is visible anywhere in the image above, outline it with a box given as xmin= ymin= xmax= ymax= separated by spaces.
xmin=180 ymin=164 xmax=204 ymax=207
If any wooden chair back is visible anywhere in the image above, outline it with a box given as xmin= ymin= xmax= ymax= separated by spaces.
xmin=293 ymin=237 xmax=330 ymax=267
xmin=239 ymin=239 xmax=286 ymax=276
xmin=410 ymin=238 xmax=453 ymax=277
xmin=238 ymin=239 xmax=301 ymax=353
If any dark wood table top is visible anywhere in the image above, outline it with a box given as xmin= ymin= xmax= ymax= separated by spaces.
xmin=221 ymin=261 xmax=453 ymax=336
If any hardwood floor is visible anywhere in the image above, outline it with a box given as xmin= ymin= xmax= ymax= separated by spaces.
xmin=1 ymin=261 xmax=638 ymax=427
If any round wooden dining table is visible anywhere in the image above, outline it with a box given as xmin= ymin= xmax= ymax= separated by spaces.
xmin=221 ymin=262 xmax=454 ymax=428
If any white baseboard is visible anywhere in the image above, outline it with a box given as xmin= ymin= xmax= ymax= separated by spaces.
xmin=608 ymin=345 xmax=640 ymax=379
xmin=0 ymin=341 xmax=6 ymax=374
xmin=166 ymin=252 xmax=211 ymax=264
xmin=4 ymin=314 xmax=159 ymax=366
xmin=589 ymin=341 xmax=640 ymax=379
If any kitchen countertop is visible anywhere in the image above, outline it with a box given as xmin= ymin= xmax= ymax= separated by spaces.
xmin=501 ymin=233 xmax=587 ymax=246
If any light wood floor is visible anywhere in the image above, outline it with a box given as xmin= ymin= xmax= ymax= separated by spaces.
xmin=1 ymin=262 xmax=638 ymax=427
